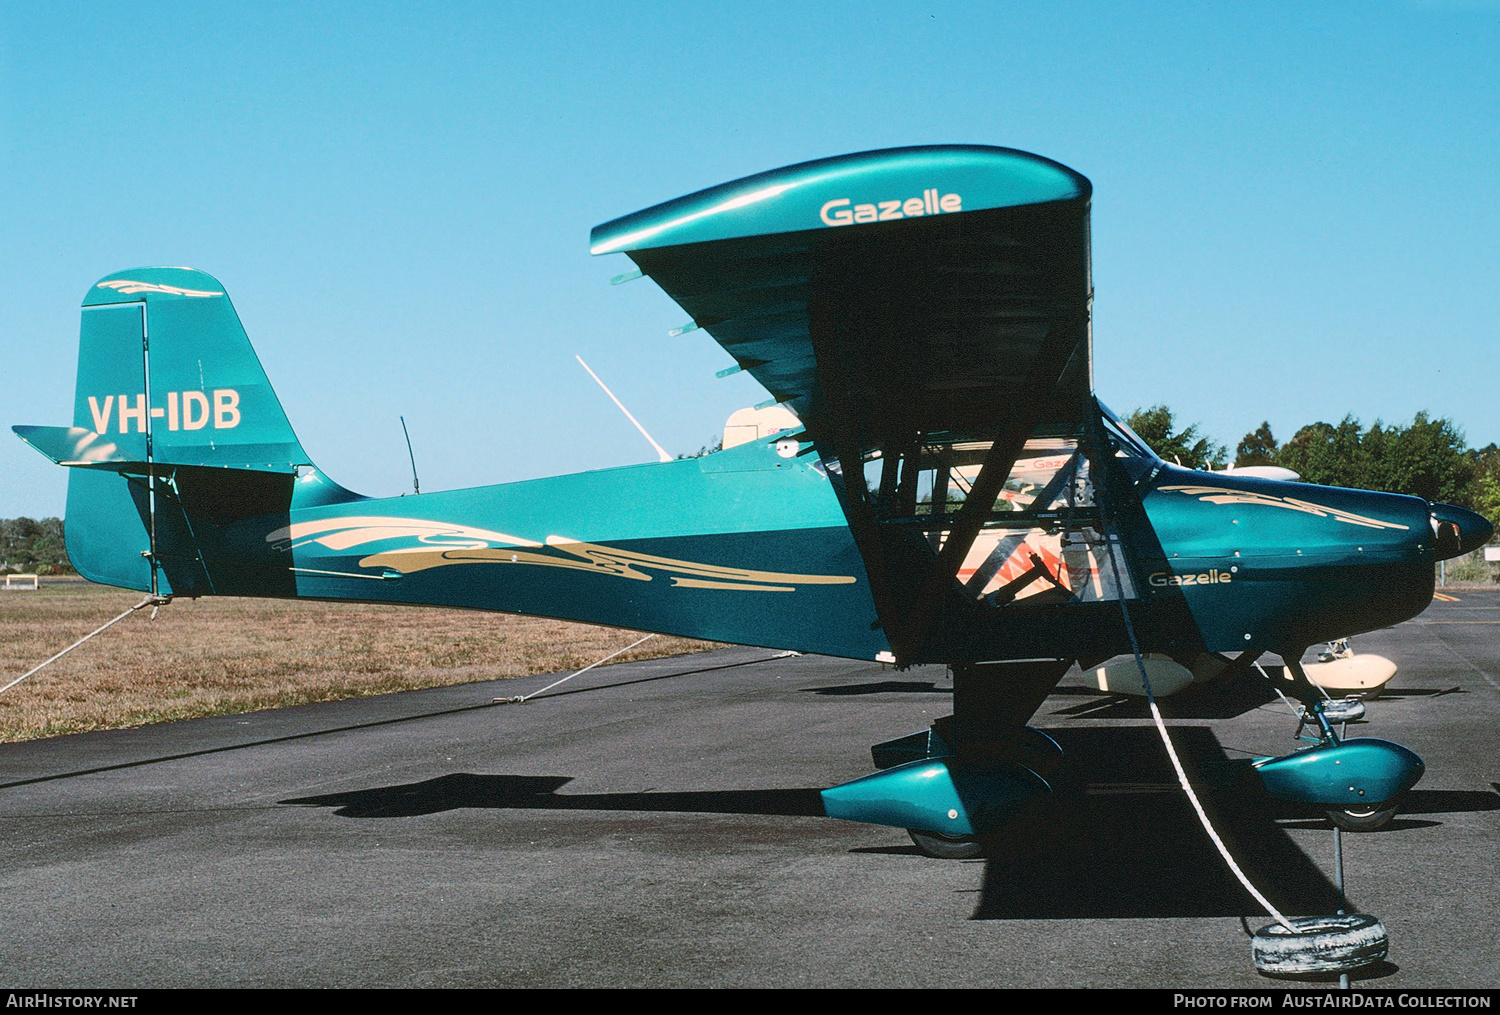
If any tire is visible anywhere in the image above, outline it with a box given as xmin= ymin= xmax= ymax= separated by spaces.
xmin=1325 ymin=800 xmax=1398 ymax=832
xmin=1251 ymin=914 xmax=1388 ymax=977
xmin=907 ymin=828 xmax=984 ymax=859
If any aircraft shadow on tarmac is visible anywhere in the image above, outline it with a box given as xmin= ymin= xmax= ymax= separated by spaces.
xmin=1047 ymin=669 xmax=1279 ymax=721
xmin=967 ymin=726 xmax=1349 ymax=921
xmin=803 ymin=680 xmax=950 ymax=696
xmin=806 ymin=667 xmax=1279 ymax=719
xmin=284 ymin=776 xmax=827 ymax=820
xmin=275 ymin=724 xmax=1497 ymax=934
xmin=1047 ymin=667 xmax=1466 ymax=722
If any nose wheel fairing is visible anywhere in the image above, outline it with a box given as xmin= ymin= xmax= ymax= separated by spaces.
xmin=1251 ymin=738 xmax=1424 ymax=808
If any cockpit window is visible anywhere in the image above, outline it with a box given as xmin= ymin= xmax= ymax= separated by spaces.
xmin=1099 ymin=402 xmax=1161 ymax=483
xmin=843 ymin=409 xmax=1145 ymax=608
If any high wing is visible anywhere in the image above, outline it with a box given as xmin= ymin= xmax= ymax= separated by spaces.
xmin=591 ymin=146 xmax=1092 ymax=442
xmin=592 ymin=146 xmax=1096 ymax=664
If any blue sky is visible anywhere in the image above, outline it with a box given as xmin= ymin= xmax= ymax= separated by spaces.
xmin=2 ymin=2 xmax=1497 ymax=517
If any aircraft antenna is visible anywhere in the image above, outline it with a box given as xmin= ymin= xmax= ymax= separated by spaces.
xmin=575 ymin=355 xmax=673 ymax=463
xmin=400 ymin=415 xmax=421 ymax=496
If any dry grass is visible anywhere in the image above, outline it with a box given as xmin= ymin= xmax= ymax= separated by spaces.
xmin=0 ymin=581 xmax=714 ymax=743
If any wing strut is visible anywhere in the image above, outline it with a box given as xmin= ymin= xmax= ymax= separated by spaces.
xmin=870 ymin=309 xmax=1090 ymax=664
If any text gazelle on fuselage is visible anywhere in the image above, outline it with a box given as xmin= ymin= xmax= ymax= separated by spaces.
xmin=1150 ymin=569 xmax=1233 ymax=588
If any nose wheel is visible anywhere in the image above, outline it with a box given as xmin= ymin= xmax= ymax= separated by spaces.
xmin=1325 ymin=800 xmax=1399 ymax=832
xmin=907 ymin=829 xmax=985 ymax=859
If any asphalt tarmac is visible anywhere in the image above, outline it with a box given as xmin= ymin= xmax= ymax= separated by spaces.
xmin=0 ymin=591 xmax=1496 ymax=988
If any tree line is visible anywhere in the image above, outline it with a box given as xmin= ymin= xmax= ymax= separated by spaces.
xmin=0 ymin=517 xmax=71 ymax=574
xmin=1125 ymin=406 xmax=1500 ymax=523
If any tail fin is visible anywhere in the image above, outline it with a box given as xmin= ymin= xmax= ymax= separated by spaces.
xmin=71 ymin=267 xmax=307 ymax=469
xmin=15 ymin=267 xmax=355 ymax=595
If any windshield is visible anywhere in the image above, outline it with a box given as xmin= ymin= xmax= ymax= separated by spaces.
xmin=1098 ymin=402 xmax=1161 ymax=482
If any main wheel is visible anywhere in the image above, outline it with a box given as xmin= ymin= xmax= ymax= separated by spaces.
xmin=1325 ymin=801 xmax=1398 ymax=832
xmin=907 ymin=828 xmax=984 ymax=859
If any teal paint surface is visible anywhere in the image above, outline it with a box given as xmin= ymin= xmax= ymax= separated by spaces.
xmin=63 ymin=468 xmax=156 ymax=592
xmin=821 ymin=758 xmax=1049 ymax=835
xmin=592 ymin=146 xmax=1092 ymax=435
xmin=1252 ymin=738 xmax=1423 ymax=806
xmin=1140 ymin=465 xmax=1435 ymax=652
xmin=591 ymin=146 xmax=1088 ymax=254
xmin=296 ymin=435 xmax=852 ymax=547
xmin=12 ymin=425 xmax=139 ymax=469
xmin=76 ymin=268 xmax=308 ymax=472
xmin=264 ymin=436 xmax=882 ymax=656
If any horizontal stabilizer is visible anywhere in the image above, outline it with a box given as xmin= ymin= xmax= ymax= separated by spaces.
xmin=14 ymin=424 xmax=141 ymax=468
xmin=13 ymin=424 xmax=296 ymax=474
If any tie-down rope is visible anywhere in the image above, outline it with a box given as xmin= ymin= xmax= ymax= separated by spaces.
xmin=1 ymin=594 xmax=168 ymax=696
xmin=494 ymin=635 xmax=801 ymax=704
xmin=494 ymin=633 xmax=660 ymax=704
xmin=1098 ymin=525 xmax=1295 ymax=932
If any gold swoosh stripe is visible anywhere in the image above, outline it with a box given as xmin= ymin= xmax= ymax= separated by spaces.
xmin=1158 ymin=486 xmax=1409 ymax=531
xmin=670 ymin=578 xmax=795 ymax=592
xmin=360 ymin=539 xmax=855 ymax=588
xmin=285 ymin=515 xmax=857 ymax=592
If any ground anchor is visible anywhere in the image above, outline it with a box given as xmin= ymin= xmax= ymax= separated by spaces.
xmin=1251 ymin=913 xmax=1389 ymax=978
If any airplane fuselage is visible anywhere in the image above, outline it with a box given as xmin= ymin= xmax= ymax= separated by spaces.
xmin=63 ymin=433 xmax=1442 ymax=667
xmin=63 ymin=435 xmax=890 ymax=660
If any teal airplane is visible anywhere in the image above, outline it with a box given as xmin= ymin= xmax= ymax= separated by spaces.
xmin=15 ymin=146 xmax=1490 ymax=857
